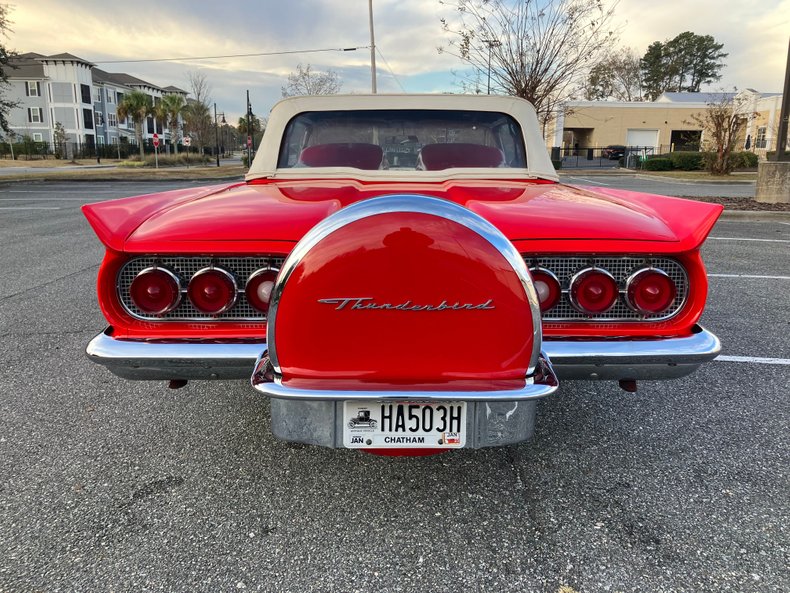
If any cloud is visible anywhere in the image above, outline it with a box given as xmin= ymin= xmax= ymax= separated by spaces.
xmin=6 ymin=0 xmax=788 ymax=120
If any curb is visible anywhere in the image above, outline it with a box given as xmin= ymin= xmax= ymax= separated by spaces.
xmin=719 ymin=210 xmax=790 ymax=221
xmin=635 ymin=174 xmax=755 ymax=185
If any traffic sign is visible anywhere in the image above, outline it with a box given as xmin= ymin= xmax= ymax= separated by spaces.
xmin=152 ymin=133 xmax=160 ymax=148
xmin=183 ymin=136 xmax=191 ymax=147
xmin=247 ymin=135 xmax=252 ymax=147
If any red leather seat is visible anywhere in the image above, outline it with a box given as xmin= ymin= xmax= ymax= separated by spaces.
xmin=418 ymin=143 xmax=505 ymax=170
xmin=298 ymin=143 xmax=384 ymax=170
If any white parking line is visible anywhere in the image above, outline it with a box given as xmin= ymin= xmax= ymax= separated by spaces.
xmin=708 ymin=237 xmax=790 ymax=243
xmin=708 ymin=273 xmax=790 ymax=280
xmin=564 ymin=177 xmax=610 ymax=186
xmin=0 ymin=206 xmax=61 ymax=210
xmin=716 ymin=355 xmax=790 ymax=365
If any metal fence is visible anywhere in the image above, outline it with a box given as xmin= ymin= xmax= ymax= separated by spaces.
xmin=550 ymin=144 xmax=705 ymax=169
xmin=0 ymin=139 xmax=211 ymax=161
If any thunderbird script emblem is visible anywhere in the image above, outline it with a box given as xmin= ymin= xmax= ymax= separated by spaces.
xmin=318 ymin=297 xmax=495 ymax=311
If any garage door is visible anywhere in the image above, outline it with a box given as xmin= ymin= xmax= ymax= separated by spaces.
xmin=626 ymin=129 xmax=659 ymax=150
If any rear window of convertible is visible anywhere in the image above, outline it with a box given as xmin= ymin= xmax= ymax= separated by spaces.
xmin=277 ymin=109 xmax=527 ymax=171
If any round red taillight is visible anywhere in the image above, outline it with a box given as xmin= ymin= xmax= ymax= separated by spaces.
xmin=129 ymin=267 xmax=181 ymax=315
xmin=626 ymin=268 xmax=677 ymax=315
xmin=569 ymin=268 xmax=619 ymax=314
xmin=245 ymin=268 xmax=279 ymax=313
xmin=187 ymin=267 xmax=237 ymax=314
xmin=529 ymin=268 xmax=562 ymax=312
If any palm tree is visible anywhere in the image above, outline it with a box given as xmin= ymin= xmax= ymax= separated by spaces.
xmin=157 ymin=94 xmax=186 ymax=155
xmin=116 ymin=90 xmax=152 ymax=160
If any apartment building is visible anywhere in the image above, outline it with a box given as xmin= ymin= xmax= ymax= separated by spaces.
xmin=5 ymin=51 xmax=187 ymax=151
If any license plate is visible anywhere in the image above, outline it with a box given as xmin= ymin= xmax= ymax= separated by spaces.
xmin=343 ymin=401 xmax=467 ymax=449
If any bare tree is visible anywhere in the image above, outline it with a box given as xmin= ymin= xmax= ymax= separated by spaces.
xmin=439 ymin=0 xmax=618 ymax=130
xmin=183 ymin=71 xmax=212 ymax=153
xmin=281 ymin=64 xmax=342 ymax=97
xmin=687 ymin=93 xmax=753 ymax=175
xmin=584 ymin=49 xmax=643 ymax=101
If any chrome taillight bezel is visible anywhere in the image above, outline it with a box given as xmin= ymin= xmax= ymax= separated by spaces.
xmin=187 ymin=266 xmax=239 ymax=315
xmin=624 ymin=267 xmax=677 ymax=315
xmin=568 ymin=267 xmax=619 ymax=314
xmin=128 ymin=266 xmax=182 ymax=316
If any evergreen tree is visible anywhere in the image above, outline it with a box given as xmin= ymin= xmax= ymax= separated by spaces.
xmin=0 ymin=5 xmax=18 ymax=134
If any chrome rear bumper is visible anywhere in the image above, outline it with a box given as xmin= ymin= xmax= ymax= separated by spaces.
xmin=86 ymin=325 xmax=721 ymax=382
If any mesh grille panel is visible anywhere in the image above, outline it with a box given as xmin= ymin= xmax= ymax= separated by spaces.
xmin=118 ymin=254 xmax=686 ymax=323
xmin=118 ymin=256 xmax=285 ymax=321
xmin=524 ymin=256 xmax=687 ymax=321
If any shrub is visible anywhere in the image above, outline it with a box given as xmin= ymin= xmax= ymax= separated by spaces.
xmin=731 ymin=151 xmax=758 ymax=169
xmin=642 ymin=158 xmax=672 ymax=171
xmin=668 ymin=151 xmax=704 ymax=171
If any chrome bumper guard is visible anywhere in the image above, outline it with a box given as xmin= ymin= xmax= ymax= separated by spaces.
xmin=86 ymin=324 xmax=721 ymax=383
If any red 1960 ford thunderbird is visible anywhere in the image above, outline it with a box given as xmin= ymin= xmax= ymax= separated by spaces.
xmin=84 ymin=94 xmax=721 ymax=454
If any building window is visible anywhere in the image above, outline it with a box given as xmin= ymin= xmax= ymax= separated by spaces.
xmin=26 ymin=81 xmax=41 ymax=96
xmin=94 ymin=87 xmax=102 ymax=102
xmin=83 ymin=108 xmax=94 ymax=129
xmin=95 ymin=111 xmax=103 ymax=126
xmin=755 ymin=127 xmax=767 ymax=149
xmin=108 ymin=113 xmax=117 ymax=127
xmin=28 ymin=107 xmax=44 ymax=123
xmin=97 ymin=136 xmax=105 ymax=146
xmin=81 ymin=84 xmax=92 ymax=104
xmin=33 ymin=133 xmax=43 ymax=142
xmin=106 ymin=89 xmax=114 ymax=104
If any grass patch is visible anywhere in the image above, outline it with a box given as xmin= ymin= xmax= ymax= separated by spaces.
xmin=0 ymin=164 xmax=246 ymax=182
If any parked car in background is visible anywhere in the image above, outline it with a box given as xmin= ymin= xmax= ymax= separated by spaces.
xmin=84 ymin=94 xmax=721 ymax=455
xmin=602 ymin=144 xmax=627 ymax=159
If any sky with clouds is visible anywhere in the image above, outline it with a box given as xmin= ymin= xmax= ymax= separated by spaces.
xmin=5 ymin=0 xmax=789 ymax=122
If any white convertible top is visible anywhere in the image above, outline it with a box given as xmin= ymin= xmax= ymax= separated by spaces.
xmin=245 ymin=94 xmax=558 ymax=182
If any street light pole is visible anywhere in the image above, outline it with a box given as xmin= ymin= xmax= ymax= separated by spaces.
xmin=368 ymin=0 xmax=377 ymax=93
xmin=483 ymin=39 xmax=501 ymax=95
xmin=213 ymin=102 xmax=220 ymax=167
xmin=246 ymin=90 xmax=253 ymax=168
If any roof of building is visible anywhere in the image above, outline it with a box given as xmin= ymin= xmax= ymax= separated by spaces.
xmin=8 ymin=52 xmax=47 ymax=78
xmin=655 ymin=91 xmax=737 ymax=103
xmin=40 ymin=52 xmax=95 ymax=67
xmin=162 ymin=85 xmax=187 ymax=95
xmin=102 ymin=72 xmax=163 ymax=91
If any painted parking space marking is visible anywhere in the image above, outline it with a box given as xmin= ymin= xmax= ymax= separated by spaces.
xmin=0 ymin=206 xmax=61 ymax=210
xmin=563 ymin=177 xmax=610 ymax=186
xmin=708 ymin=273 xmax=790 ymax=280
xmin=716 ymin=355 xmax=790 ymax=365
xmin=708 ymin=236 xmax=790 ymax=243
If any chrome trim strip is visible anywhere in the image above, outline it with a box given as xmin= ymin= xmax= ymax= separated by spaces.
xmin=252 ymin=354 xmax=558 ymax=402
xmin=266 ymin=194 xmax=543 ymax=377
xmin=86 ymin=325 xmax=721 ymax=382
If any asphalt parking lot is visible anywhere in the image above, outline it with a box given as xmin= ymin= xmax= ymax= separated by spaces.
xmin=1 ymin=180 xmax=787 ymax=593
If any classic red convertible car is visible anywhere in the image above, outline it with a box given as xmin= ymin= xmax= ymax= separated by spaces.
xmin=84 ymin=94 xmax=721 ymax=454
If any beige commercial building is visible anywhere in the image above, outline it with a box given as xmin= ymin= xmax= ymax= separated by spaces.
xmin=547 ymin=90 xmax=786 ymax=159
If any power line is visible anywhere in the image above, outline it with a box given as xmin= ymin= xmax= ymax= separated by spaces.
xmin=94 ymin=46 xmax=369 ymax=64
xmin=376 ymin=47 xmax=406 ymax=93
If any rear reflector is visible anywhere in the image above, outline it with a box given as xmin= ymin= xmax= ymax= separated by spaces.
xmin=187 ymin=267 xmax=237 ymax=314
xmin=569 ymin=268 xmax=618 ymax=314
xmin=626 ymin=268 xmax=677 ymax=315
xmin=129 ymin=267 xmax=181 ymax=315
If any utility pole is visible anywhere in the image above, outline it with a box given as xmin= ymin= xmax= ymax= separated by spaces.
xmin=213 ymin=102 xmax=220 ymax=167
xmin=368 ymin=0 xmax=377 ymax=93
xmin=246 ymin=90 xmax=253 ymax=168
xmin=483 ymin=39 xmax=501 ymax=95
